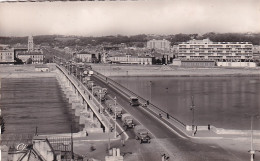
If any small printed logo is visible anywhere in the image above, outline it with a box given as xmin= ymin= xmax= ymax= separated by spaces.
xmin=16 ymin=143 xmax=28 ymax=151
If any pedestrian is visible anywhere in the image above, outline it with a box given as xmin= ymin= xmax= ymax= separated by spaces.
xmin=208 ymin=124 xmax=211 ymax=130
xmin=159 ymin=113 xmax=162 ymax=118
xmin=121 ymin=139 xmax=125 ymax=147
xmin=86 ymin=131 xmax=88 ymax=136
xmin=89 ymin=95 xmax=91 ymax=100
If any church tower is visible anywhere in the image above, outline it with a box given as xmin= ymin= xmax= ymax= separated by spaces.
xmin=28 ymin=36 xmax=34 ymax=51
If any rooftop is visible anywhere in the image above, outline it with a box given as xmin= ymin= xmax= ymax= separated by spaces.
xmin=180 ymin=39 xmax=252 ymax=45
xmin=17 ymin=51 xmax=43 ymax=55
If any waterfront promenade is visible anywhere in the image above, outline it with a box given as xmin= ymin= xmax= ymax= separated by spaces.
xmin=92 ymin=64 xmax=260 ymax=77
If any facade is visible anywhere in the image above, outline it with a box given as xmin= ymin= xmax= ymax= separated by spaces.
xmin=76 ymin=52 xmax=93 ymax=62
xmin=147 ymin=39 xmax=171 ymax=51
xmin=108 ymin=55 xmax=152 ymax=65
xmin=17 ymin=51 xmax=44 ymax=64
xmin=253 ymin=45 xmax=260 ymax=59
xmin=178 ymin=39 xmax=253 ymax=62
xmin=0 ymin=49 xmax=15 ymax=64
xmin=181 ymin=60 xmax=216 ymax=67
xmin=217 ymin=62 xmax=256 ymax=67
xmin=15 ymin=36 xmax=44 ymax=64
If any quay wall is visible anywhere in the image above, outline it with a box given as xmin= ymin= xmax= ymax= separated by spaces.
xmin=91 ymin=64 xmax=260 ymax=77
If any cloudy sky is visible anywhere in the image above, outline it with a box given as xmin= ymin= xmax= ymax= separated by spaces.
xmin=0 ymin=0 xmax=259 ymax=36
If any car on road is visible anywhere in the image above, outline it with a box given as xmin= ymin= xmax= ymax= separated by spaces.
xmin=134 ymin=125 xmax=151 ymax=144
xmin=129 ymin=96 xmax=140 ymax=106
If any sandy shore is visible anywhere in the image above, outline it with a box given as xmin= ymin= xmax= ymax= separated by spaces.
xmin=91 ymin=64 xmax=260 ymax=77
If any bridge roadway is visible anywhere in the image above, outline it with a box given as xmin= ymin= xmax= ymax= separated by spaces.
xmin=91 ymin=75 xmax=242 ymax=161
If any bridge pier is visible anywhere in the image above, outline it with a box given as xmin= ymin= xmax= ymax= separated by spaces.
xmin=55 ymin=66 xmax=110 ymax=134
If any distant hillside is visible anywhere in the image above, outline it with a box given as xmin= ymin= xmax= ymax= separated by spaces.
xmin=1 ymin=33 xmax=259 ymax=47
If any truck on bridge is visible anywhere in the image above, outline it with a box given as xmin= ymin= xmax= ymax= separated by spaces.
xmin=93 ymin=86 xmax=102 ymax=96
xmin=129 ymin=96 xmax=140 ymax=106
xmin=121 ymin=114 xmax=135 ymax=129
xmin=82 ymin=77 xmax=90 ymax=85
xmin=110 ymin=104 xmax=123 ymax=119
xmin=96 ymin=91 xmax=107 ymax=101
xmin=86 ymin=81 xmax=95 ymax=90
xmin=101 ymin=88 xmax=107 ymax=94
xmin=134 ymin=125 xmax=151 ymax=144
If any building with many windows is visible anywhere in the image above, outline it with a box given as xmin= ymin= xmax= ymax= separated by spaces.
xmin=178 ymin=39 xmax=253 ymax=62
xmin=108 ymin=54 xmax=152 ymax=65
xmin=15 ymin=36 xmax=44 ymax=64
xmin=0 ymin=48 xmax=15 ymax=64
xmin=76 ymin=51 xmax=94 ymax=63
xmin=16 ymin=51 xmax=44 ymax=64
xmin=147 ymin=39 xmax=171 ymax=51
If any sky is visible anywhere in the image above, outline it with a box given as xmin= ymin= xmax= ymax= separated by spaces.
xmin=0 ymin=0 xmax=260 ymax=37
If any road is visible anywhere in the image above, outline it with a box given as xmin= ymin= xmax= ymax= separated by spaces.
xmin=91 ymin=75 xmax=245 ymax=161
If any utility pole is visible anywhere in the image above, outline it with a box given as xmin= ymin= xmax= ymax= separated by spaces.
xmin=190 ymin=96 xmax=195 ymax=131
xmin=245 ymin=113 xmax=259 ymax=161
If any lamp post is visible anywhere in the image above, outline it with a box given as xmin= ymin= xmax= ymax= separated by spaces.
xmin=91 ymin=82 xmax=94 ymax=100
xmin=114 ymin=96 xmax=117 ymax=138
xmin=71 ymin=124 xmax=74 ymax=160
xmin=190 ymin=96 xmax=195 ymax=131
xmin=99 ymin=92 xmax=102 ymax=114
xmin=149 ymin=81 xmax=152 ymax=102
xmin=245 ymin=113 xmax=259 ymax=161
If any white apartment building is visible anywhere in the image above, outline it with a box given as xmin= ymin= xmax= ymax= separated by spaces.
xmin=108 ymin=55 xmax=152 ymax=65
xmin=178 ymin=39 xmax=253 ymax=62
xmin=147 ymin=39 xmax=171 ymax=51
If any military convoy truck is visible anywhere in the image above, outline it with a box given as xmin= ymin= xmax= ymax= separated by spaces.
xmin=110 ymin=104 xmax=123 ymax=119
xmin=121 ymin=114 xmax=135 ymax=129
xmin=101 ymin=88 xmax=107 ymax=94
xmin=96 ymin=91 xmax=106 ymax=101
xmin=134 ymin=125 xmax=151 ymax=144
xmin=129 ymin=96 xmax=140 ymax=106
xmin=82 ymin=77 xmax=90 ymax=85
xmin=93 ymin=86 xmax=102 ymax=96
xmin=86 ymin=81 xmax=95 ymax=90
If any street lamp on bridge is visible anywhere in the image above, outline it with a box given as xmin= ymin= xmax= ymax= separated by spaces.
xmin=190 ymin=96 xmax=195 ymax=132
xmin=245 ymin=113 xmax=259 ymax=161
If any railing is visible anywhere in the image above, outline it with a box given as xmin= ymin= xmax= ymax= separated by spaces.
xmin=93 ymin=70 xmax=186 ymax=128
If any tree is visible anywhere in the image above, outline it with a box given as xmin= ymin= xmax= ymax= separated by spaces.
xmin=162 ymin=55 xmax=166 ymax=64
xmin=0 ymin=116 xmax=5 ymax=134
xmin=14 ymin=57 xmax=24 ymax=65
xmin=26 ymin=58 xmax=33 ymax=64
xmin=156 ymin=59 xmax=162 ymax=64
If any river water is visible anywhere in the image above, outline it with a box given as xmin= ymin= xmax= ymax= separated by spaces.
xmin=113 ymin=76 xmax=260 ymax=130
xmin=0 ymin=77 xmax=79 ymax=135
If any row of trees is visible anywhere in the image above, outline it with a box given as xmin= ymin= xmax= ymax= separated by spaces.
xmin=1 ymin=33 xmax=259 ymax=48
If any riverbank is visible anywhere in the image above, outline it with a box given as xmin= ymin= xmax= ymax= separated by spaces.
xmin=91 ymin=64 xmax=260 ymax=77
